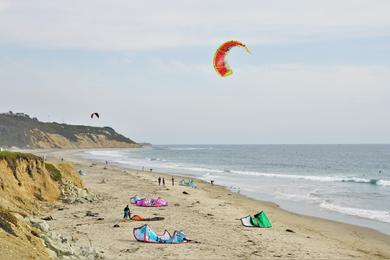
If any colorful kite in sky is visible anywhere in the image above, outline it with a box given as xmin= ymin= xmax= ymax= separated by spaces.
xmin=213 ymin=40 xmax=250 ymax=77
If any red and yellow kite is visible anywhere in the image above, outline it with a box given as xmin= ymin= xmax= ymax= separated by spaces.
xmin=213 ymin=40 xmax=250 ymax=77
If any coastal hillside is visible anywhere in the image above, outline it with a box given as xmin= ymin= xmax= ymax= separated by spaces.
xmin=0 ymin=112 xmax=140 ymax=149
xmin=0 ymin=151 xmax=89 ymax=259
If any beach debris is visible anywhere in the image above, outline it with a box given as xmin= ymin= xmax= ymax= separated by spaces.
xmin=213 ymin=40 xmax=250 ymax=77
xmin=78 ymin=170 xmax=86 ymax=176
xmin=90 ymin=112 xmax=99 ymax=119
xmin=57 ymin=207 xmax=64 ymax=211
xmin=86 ymin=211 xmax=99 ymax=217
xmin=113 ymin=224 xmax=120 ymax=228
xmin=97 ymin=217 xmax=104 ymax=221
xmin=41 ymin=216 xmax=54 ymax=221
xmin=240 ymin=211 xmax=272 ymax=228
xmin=247 ymin=239 xmax=256 ymax=245
xmin=30 ymin=229 xmax=40 ymax=237
xmin=121 ymin=248 xmax=139 ymax=253
xmin=285 ymin=228 xmax=295 ymax=233
xmin=182 ymin=191 xmax=189 ymax=195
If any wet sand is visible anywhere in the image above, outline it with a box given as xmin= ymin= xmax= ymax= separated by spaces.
xmin=40 ymin=150 xmax=390 ymax=259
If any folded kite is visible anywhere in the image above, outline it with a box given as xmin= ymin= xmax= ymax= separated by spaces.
xmin=131 ymin=215 xmax=165 ymax=221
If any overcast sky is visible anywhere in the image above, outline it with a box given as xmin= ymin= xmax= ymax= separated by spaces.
xmin=1 ymin=0 xmax=390 ymax=144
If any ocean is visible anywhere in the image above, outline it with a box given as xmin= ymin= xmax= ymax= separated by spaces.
xmin=81 ymin=145 xmax=390 ymax=234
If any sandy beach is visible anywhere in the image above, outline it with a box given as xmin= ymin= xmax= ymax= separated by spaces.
xmin=37 ymin=149 xmax=390 ymax=259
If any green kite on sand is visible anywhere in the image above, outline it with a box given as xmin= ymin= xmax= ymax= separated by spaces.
xmin=240 ymin=211 xmax=272 ymax=228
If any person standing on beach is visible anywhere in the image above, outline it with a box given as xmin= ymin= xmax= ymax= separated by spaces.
xmin=158 ymin=177 xmax=161 ymax=186
xmin=162 ymin=178 xmax=165 ymax=186
xmin=172 ymin=176 xmax=175 ymax=186
xmin=123 ymin=205 xmax=130 ymax=220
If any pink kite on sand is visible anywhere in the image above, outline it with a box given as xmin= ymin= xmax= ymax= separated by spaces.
xmin=135 ymin=197 xmax=168 ymax=207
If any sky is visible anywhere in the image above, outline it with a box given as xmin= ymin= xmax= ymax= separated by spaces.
xmin=1 ymin=0 xmax=390 ymax=144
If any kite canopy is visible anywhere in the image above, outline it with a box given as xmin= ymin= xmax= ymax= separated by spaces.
xmin=133 ymin=224 xmax=188 ymax=244
xmin=131 ymin=215 xmax=165 ymax=221
xmin=130 ymin=195 xmax=141 ymax=204
xmin=240 ymin=211 xmax=272 ymax=228
xmin=179 ymin=180 xmax=197 ymax=189
xmin=134 ymin=197 xmax=168 ymax=207
xmin=213 ymin=40 xmax=250 ymax=77
xmin=91 ymin=112 xmax=99 ymax=119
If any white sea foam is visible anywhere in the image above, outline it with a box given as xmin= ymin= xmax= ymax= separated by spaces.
xmin=274 ymin=191 xmax=322 ymax=204
xmin=86 ymin=150 xmax=124 ymax=158
xmin=320 ymin=202 xmax=390 ymax=223
xmin=230 ymin=170 xmax=390 ymax=187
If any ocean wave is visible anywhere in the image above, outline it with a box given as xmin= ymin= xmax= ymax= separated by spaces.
xmin=320 ymin=202 xmax=390 ymax=223
xmin=85 ymin=150 xmax=124 ymax=157
xmin=83 ymin=150 xmax=390 ymax=188
xmin=274 ymin=191 xmax=322 ymax=203
xmin=230 ymin=170 xmax=390 ymax=187
xmin=179 ymin=166 xmax=224 ymax=174
xmin=145 ymin=157 xmax=166 ymax=162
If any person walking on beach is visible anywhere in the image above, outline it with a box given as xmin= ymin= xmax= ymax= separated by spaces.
xmin=162 ymin=178 xmax=165 ymax=186
xmin=158 ymin=177 xmax=161 ymax=186
xmin=171 ymin=176 xmax=175 ymax=186
xmin=123 ymin=205 xmax=131 ymax=220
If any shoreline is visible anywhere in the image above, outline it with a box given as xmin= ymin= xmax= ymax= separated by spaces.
xmin=34 ymin=149 xmax=390 ymax=259
xmin=78 ymin=147 xmax=390 ymax=235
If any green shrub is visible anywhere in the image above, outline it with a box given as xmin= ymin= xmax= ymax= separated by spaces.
xmin=45 ymin=163 xmax=62 ymax=182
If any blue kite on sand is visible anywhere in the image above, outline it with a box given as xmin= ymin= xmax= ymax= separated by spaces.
xmin=133 ymin=224 xmax=188 ymax=244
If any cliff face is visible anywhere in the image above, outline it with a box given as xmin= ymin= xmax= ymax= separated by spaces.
xmin=0 ymin=112 xmax=141 ymax=149
xmin=0 ymin=151 xmax=85 ymax=259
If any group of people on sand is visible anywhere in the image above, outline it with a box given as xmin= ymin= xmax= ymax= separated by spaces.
xmin=122 ymin=176 xmax=175 ymax=220
xmin=122 ymin=174 xmax=215 ymax=221
xmin=158 ymin=176 xmax=175 ymax=186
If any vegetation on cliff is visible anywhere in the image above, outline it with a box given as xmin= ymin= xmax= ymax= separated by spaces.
xmin=0 ymin=112 xmax=140 ymax=149
xmin=0 ymin=151 xmax=86 ymax=259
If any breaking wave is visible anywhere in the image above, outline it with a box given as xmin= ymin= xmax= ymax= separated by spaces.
xmin=320 ymin=202 xmax=390 ymax=223
xmin=230 ymin=170 xmax=390 ymax=187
